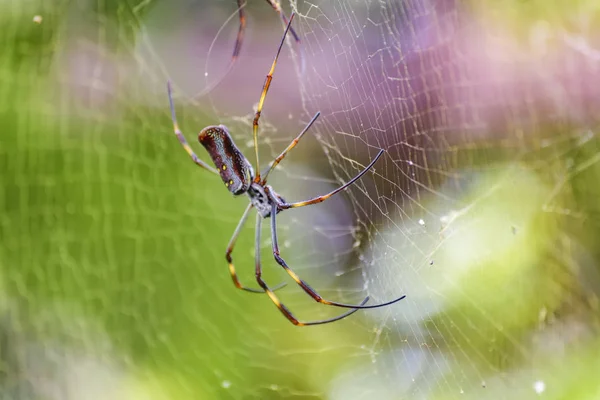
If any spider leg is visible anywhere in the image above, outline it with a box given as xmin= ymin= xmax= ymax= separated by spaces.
xmin=263 ymin=0 xmax=305 ymax=74
xmin=279 ymin=149 xmax=385 ymax=209
xmin=269 ymin=201 xmax=405 ymax=309
xmin=167 ymin=82 xmax=219 ymax=175
xmin=254 ymin=214 xmax=367 ymax=326
xmin=231 ymin=1 xmax=303 ymax=71
xmin=252 ymin=13 xmax=296 ymax=183
xmin=232 ymin=0 xmax=248 ymax=62
xmin=210 ymin=0 xmax=304 ymax=96
xmin=261 ymin=112 xmax=320 ymax=183
xmin=187 ymin=1 xmax=304 ymax=98
xmin=227 ymin=203 xmax=287 ymax=293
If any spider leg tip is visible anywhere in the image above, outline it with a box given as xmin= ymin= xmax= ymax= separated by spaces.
xmin=389 ymin=294 xmax=407 ymax=306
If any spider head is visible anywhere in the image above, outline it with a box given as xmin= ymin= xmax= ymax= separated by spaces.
xmin=198 ymin=125 xmax=254 ymax=195
xmin=267 ymin=186 xmax=286 ymax=206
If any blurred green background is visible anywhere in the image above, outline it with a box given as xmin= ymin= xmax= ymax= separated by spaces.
xmin=1 ymin=0 xmax=600 ymax=399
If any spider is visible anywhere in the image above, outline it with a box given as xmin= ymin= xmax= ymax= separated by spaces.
xmin=199 ymin=0 xmax=304 ymax=96
xmin=167 ymin=13 xmax=405 ymax=326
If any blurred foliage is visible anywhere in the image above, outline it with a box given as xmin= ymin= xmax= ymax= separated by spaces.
xmin=0 ymin=1 xmax=599 ymax=400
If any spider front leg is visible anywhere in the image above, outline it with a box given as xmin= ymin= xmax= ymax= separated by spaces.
xmin=270 ymin=201 xmax=406 ymax=309
xmin=167 ymin=82 xmax=219 ymax=175
xmin=231 ymin=1 xmax=303 ymax=71
xmin=278 ymin=149 xmax=386 ymax=209
xmin=263 ymin=0 xmax=305 ymax=74
xmin=261 ymin=112 xmax=320 ymax=184
xmin=226 ymin=204 xmax=286 ymax=293
xmin=252 ymin=13 xmax=296 ymax=182
xmin=254 ymin=214 xmax=368 ymax=326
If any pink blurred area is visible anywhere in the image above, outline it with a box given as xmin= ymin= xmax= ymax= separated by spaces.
xmin=446 ymin=20 xmax=600 ymax=138
xmin=53 ymin=0 xmax=600 ymax=145
xmin=286 ymin=3 xmax=600 ymax=149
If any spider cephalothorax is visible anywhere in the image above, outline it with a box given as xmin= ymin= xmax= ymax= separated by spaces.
xmin=247 ymin=184 xmax=284 ymax=218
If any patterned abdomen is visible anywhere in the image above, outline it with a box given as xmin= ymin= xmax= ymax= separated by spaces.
xmin=198 ymin=125 xmax=254 ymax=195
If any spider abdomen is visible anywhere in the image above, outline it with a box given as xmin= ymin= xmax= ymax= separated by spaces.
xmin=198 ymin=125 xmax=254 ymax=195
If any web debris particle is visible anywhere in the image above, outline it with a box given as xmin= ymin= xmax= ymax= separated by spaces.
xmin=221 ymin=380 xmax=231 ymax=389
xmin=33 ymin=15 xmax=43 ymax=24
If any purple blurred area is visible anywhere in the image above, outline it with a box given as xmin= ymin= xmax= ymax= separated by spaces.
xmin=60 ymin=0 xmax=600 ymax=156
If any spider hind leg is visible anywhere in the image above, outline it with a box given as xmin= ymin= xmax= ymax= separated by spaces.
xmin=254 ymin=213 xmax=369 ymax=326
xmin=226 ymin=203 xmax=287 ymax=293
xmin=269 ymin=200 xmax=406 ymax=310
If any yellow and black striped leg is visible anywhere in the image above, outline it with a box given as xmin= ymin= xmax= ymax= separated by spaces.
xmin=230 ymin=0 xmax=303 ymax=79
xmin=191 ymin=0 xmax=304 ymax=97
xmin=261 ymin=112 xmax=320 ymax=183
xmin=280 ymin=149 xmax=385 ymax=209
xmin=254 ymin=214 xmax=367 ymax=326
xmin=167 ymin=82 xmax=219 ymax=175
xmin=252 ymin=13 xmax=296 ymax=182
xmin=269 ymin=201 xmax=405 ymax=309
xmin=226 ymin=204 xmax=286 ymax=293
xmin=263 ymin=0 xmax=305 ymax=74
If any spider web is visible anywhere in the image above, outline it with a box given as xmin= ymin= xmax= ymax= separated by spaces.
xmin=1 ymin=0 xmax=600 ymax=399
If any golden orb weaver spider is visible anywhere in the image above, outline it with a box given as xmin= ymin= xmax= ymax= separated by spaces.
xmin=167 ymin=13 xmax=405 ymax=326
